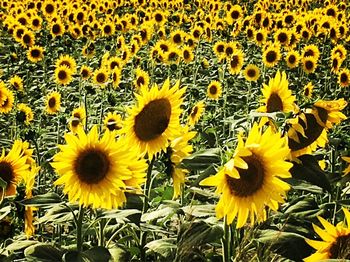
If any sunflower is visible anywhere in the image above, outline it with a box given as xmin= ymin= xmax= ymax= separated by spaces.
xmin=51 ymin=126 xmax=147 ymax=209
xmin=80 ymin=65 xmax=92 ymax=80
xmin=21 ymin=29 xmax=35 ymax=48
xmin=165 ymin=47 xmax=181 ymax=65
xmin=244 ymin=64 xmax=260 ymax=82
xmin=274 ymin=29 xmax=290 ymax=46
xmin=228 ymin=49 xmax=244 ymax=75
xmin=285 ymin=50 xmax=300 ymax=69
xmin=170 ymin=29 xmax=184 ymax=45
xmin=330 ymin=55 xmax=342 ymax=74
xmin=167 ymin=127 xmax=196 ymax=199
xmin=93 ymin=68 xmax=109 ymax=87
xmin=103 ymin=112 xmax=123 ymax=132
xmin=287 ymin=112 xmax=328 ymax=158
xmin=123 ymin=79 xmax=185 ymax=158
xmin=207 ymin=80 xmax=222 ymax=100
xmin=50 ymin=20 xmax=64 ymax=38
xmin=182 ymin=47 xmax=194 ymax=64
xmin=9 ymin=75 xmax=23 ymax=92
xmin=0 ymin=140 xmax=29 ymax=197
xmin=302 ymin=56 xmax=318 ymax=74
xmin=200 ymin=123 xmax=292 ymax=228
xmin=55 ymin=54 xmax=77 ymax=74
xmin=46 ymin=91 xmax=61 ymax=115
xmin=27 ymin=45 xmax=44 ymax=63
xmin=304 ymin=208 xmax=350 ymax=261
xmin=338 ymin=68 xmax=350 ymax=87
xmin=188 ymin=100 xmax=205 ymax=126
xmin=68 ymin=107 xmax=86 ymax=133
xmin=213 ymin=41 xmax=226 ymax=60
xmin=331 ymin=44 xmax=347 ymax=62
xmin=54 ymin=65 xmax=73 ymax=86
xmin=101 ymin=21 xmax=115 ymax=37
xmin=303 ymin=82 xmax=314 ymax=98
xmin=258 ymin=71 xmax=296 ymax=113
xmin=262 ymin=44 xmax=281 ymax=68
xmin=312 ymin=99 xmax=347 ymax=129
xmin=254 ymin=29 xmax=267 ymax=46
xmin=17 ymin=103 xmax=33 ymax=125
xmin=30 ymin=15 xmax=42 ymax=31
xmin=42 ymin=0 xmax=56 ymax=18
xmin=133 ymin=68 xmax=150 ymax=90
xmin=111 ymin=69 xmax=121 ymax=88
xmin=0 ymin=88 xmax=14 ymax=114
xmin=302 ymin=44 xmax=320 ymax=60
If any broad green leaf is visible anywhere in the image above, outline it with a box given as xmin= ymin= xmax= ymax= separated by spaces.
xmin=19 ymin=192 xmax=62 ymax=207
xmin=83 ymin=246 xmax=111 ymax=262
xmin=145 ymin=239 xmax=176 ymax=258
xmin=24 ymin=243 xmax=63 ymax=262
xmin=62 ymin=251 xmax=89 ymax=262
xmin=6 ymin=240 xmax=38 ymax=252
xmin=141 ymin=206 xmax=175 ymax=222
xmin=181 ymin=148 xmax=221 ymax=170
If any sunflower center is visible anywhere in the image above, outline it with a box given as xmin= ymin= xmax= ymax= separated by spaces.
xmin=217 ymin=44 xmax=224 ymax=53
xmin=58 ymin=70 xmax=67 ymax=80
xmin=173 ymin=34 xmax=181 ymax=44
xmin=183 ymin=50 xmax=190 ymax=60
xmin=230 ymin=55 xmax=239 ymax=68
xmin=226 ymin=154 xmax=265 ymax=197
xmin=340 ymin=73 xmax=348 ymax=83
xmin=225 ymin=47 xmax=233 ymax=56
xmin=31 ymin=49 xmax=40 ymax=58
xmin=52 ymin=24 xmax=61 ymax=34
xmin=137 ymin=76 xmax=145 ymax=86
xmin=247 ymin=69 xmax=256 ymax=78
xmin=155 ymin=14 xmax=163 ymax=22
xmin=256 ymin=33 xmax=263 ymax=42
xmin=82 ymin=69 xmax=89 ymax=78
xmin=288 ymin=55 xmax=296 ymax=64
xmin=266 ymin=93 xmax=283 ymax=112
xmin=191 ymin=106 xmax=198 ymax=118
xmin=134 ymin=98 xmax=171 ymax=141
xmin=304 ymin=50 xmax=314 ymax=57
xmin=305 ymin=60 xmax=314 ymax=70
xmin=304 ymin=88 xmax=310 ymax=97
xmin=0 ymin=162 xmax=14 ymax=185
xmin=104 ymin=25 xmax=111 ymax=34
xmin=96 ymin=73 xmax=106 ymax=83
xmin=329 ymin=234 xmax=350 ymax=259
xmin=231 ymin=10 xmax=239 ymax=19
xmin=48 ymin=97 xmax=56 ymax=108
xmin=74 ymin=149 xmax=110 ymax=184
xmin=209 ymin=85 xmax=218 ymax=95
xmin=23 ymin=34 xmax=31 ymax=44
xmin=266 ymin=50 xmax=277 ymax=63
xmin=278 ymin=33 xmax=287 ymax=44
xmin=45 ymin=4 xmax=54 ymax=14
xmin=107 ymin=120 xmax=120 ymax=131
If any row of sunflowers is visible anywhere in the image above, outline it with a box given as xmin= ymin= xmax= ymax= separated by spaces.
xmin=0 ymin=0 xmax=349 ymax=261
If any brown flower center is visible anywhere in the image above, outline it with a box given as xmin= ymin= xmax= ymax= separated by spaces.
xmin=305 ymin=60 xmax=314 ymax=70
xmin=329 ymin=234 xmax=350 ymax=259
xmin=288 ymin=55 xmax=296 ymax=64
xmin=74 ymin=149 xmax=110 ymax=184
xmin=226 ymin=154 xmax=264 ymax=197
xmin=247 ymin=69 xmax=256 ymax=78
xmin=209 ymin=85 xmax=218 ymax=95
xmin=134 ymin=98 xmax=171 ymax=141
xmin=52 ymin=24 xmax=61 ymax=34
xmin=266 ymin=50 xmax=277 ymax=63
xmin=31 ymin=49 xmax=41 ymax=58
xmin=48 ymin=97 xmax=56 ymax=108
xmin=137 ymin=76 xmax=145 ymax=86
xmin=0 ymin=162 xmax=14 ymax=186
xmin=96 ymin=73 xmax=106 ymax=83
xmin=266 ymin=93 xmax=283 ymax=112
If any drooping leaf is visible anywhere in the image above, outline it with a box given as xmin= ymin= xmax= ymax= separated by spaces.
xmin=19 ymin=192 xmax=62 ymax=207
xmin=82 ymin=246 xmax=111 ymax=262
xmin=6 ymin=240 xmax=38 ymax=252
xmin=24 ymin=243 xmax=63 ymax=262
xmin=145 ymin=238 xmax=176 ymax=258
xmin=181 ymin=148 xmax=221 ymax=170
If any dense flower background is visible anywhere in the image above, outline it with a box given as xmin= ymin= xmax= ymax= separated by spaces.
xmin=0 ymin=0 xmax=349 ymax=261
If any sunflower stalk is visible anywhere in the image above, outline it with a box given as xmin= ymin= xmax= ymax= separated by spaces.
xmin=76 ymin=205 xmax=85 ymax=252
xmin=222 ymin=216 xmax=231 ymax=262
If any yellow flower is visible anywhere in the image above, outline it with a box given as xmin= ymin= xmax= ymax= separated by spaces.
xmin=46 ymin=91 xmax=61 ymax=115
xmin=207 ymin=80 xmax=222 ymax=100
xmin=188 ymin=101 xmax=205 ymax=126
xmin=243 ymin=64 xmax=260 ymax=82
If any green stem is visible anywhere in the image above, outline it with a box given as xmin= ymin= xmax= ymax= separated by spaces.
xmin=76 ymin=206 xmax=85 ymax=252
xmin=222 ymin=216 xmax=231 ymax=262
xmin=140 ymin=157 xmax=155 ymax=261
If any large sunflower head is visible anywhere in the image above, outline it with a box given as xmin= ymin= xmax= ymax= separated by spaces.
xmin=244 ymin=64 xmax=260 ymax=82
xmin=46 ymin=91 xmax=61 ymax=115
xmin=200 ymin=123 xmax=292 ymax=228
xmin=51 ymin=126 xmax=147 ymax=209
xmin=55 ymin=54 xmax=77 ymax=74
xmin=285 ymin=50 xmax=300 ymax=69
xmin=0 ymin=140 xmax=29 ymax=197
xmin=123 ymin=79 xmax=186 ymax=158
xmin=258 ymin=71 xmax=296 ymax=113
xmin=302 ymin=56 xmax=318 ymax=74
xmin=262 ymin=43 xmax=281 ymax=68
xmin=304 ymin=208 xmax=350 ymax=261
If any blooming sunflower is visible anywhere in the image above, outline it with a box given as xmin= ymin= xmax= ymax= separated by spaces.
xmin=262 ymin=44 xmax=281 ymax=68
xmin=17 ymin=103 xmax=34 ymax=125
xmin=182 ymin=47 xmax=194 ymax=63
xmin=303 ymin=82 xmax=314 ymax=98
xmin=51 ymin=126 xmax=147 ymax=209
xmin=55 ymin=54 xmax=77 ymax=74
xmin=188 ymin=101 xmax=205 ymax=126
xmin=27 ymin=45 xmax=44 ymax=63
xmin=80 ymin=65 xmax=92 ymax=80
xmin=9 ymin=75 xmax=23 ymax=92
xmin=312 ymin=99 xmax=347 ymax=129
xmin=302 ymin=56 xmax=318 ymax=74
xmin=258 ymin=71 xmax=296 ymax=113
xmin=93 ymin=68 xmax=109 ymax=87
xmin=0 ymin=88 xmax=14 ymax=114
xmin=228 ymin=49 xmax=244 ymax=75
xmin=133 ymin=68 xmax=150 ymax=90
xmin=54 ymin=65 xmax=73 ymax=86
xmin=167 ymin=127 xmax=196 ymax=199
xmin=200 ymin=123 xmax=292 ymax=228
xmin=103 ymin=112 xmax=123 ymax=133
xmin=304 ymin=208 xmax=350 ymax=261
xmin=207 ymin=80 xmax=222 ymax=100
xmin=46 ymin=91 xmax=61 ymax=115
xmin=285 ymin=50 xmax=300 ymax=69
xmin=244 ymin=64 xmax=260 ymax=82
xmin=338 ymin=68 xmax=350 ymax=87
xmin=123 ymin=79 xmax=185 ymax=158
xmin=68 ymin=107 xmax=86 ymax=133
xmin=0 ymin=140 xmax=29 ymax=197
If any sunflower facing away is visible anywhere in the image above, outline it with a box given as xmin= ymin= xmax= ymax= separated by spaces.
xmin=304 ymin=208 xmax=350 ymax=261
xmin=200 ymin=123 xmax=292 ymax=228
xmin=167 ymin=126 xmax=196 ymax=199
xmin=124 ymin=79 xmax=186 ymax=158
xmin=0 ymin=140 xmax=29 ymax=197
xmin=312 ymin=99 xmax=347 ymax=129
xmin=258 ymin=71 xmax=296 ymax=113
xmin=46 ymin=91 xmax=61 ymax=115
xmin=51 ymin=126 xmax=147 ymax=209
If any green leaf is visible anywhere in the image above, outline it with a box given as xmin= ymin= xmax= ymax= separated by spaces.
xmin=108 ymin=247 xmax=130 ymax=262
xmin=290 ymin=155 xmax=331 ymax=193
xmin=141 ymin=206 xmax=175 ymax=222
xmin=181 ymin=204 xmax=216 ymax=218
xmin=145 ymin=239 xmax=176 ymax=258
xmin=98 ymin=209 xmax=141 ymax=222
xmin=0 ymin=177 xmax=7 ymax=189
xmin=62 ymin=251 xmax=89 ymax=262
xmin=24 ymin=243 xmax=63 ymax=262
xmin=6 ymin=240 xmax=38 ymax=252
xmin=0 ymin=206 xmax=11 ymax=221
xmin=181 ymin=148 xmax=221 ymax=170
xmin=83 ymin=246 xmax=111 ymax=262
xmin=19 ymin=192 xmax=62 ymax=207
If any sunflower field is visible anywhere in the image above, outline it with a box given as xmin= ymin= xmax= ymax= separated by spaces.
xmin=0 ymin=0 xmax=350 ymax=261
